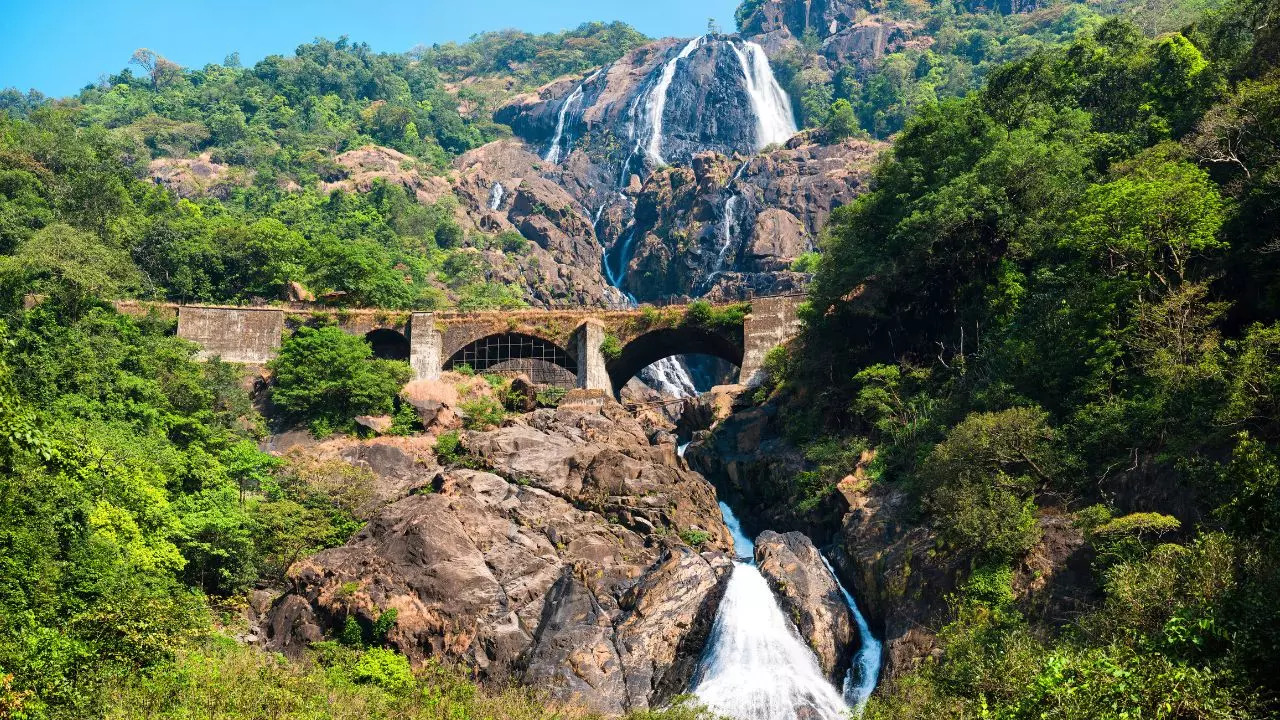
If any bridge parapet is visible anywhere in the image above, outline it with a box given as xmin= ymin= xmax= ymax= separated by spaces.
xmin=176 ymin=306 xmax=283 ymax=365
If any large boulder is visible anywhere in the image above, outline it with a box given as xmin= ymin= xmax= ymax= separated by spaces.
xmin=755 ymin=530 xmax=856 ymax=682
xmin=266 ymin=399 xmax=734 ymax=714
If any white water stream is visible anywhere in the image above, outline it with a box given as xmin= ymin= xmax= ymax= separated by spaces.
xmin=729 ymin=40 xmax=799 ymax=151
xmin=487 ymin=182 xmax=505 ymax=211
xmin=706 ymin=163 xmax=749 ymax=289
xmin=822 ymin=556 xmax=882 ymax=711
xmin=644 ymin=36 xmax=706 ymax=165
xmin=692 ymin=502 xmax=860 ymax=720
xmin=545 ymin=70 xmax=601 ymax=164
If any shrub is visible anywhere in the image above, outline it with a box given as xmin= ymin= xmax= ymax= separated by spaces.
xmin=460 ymin=396 xmax=506 ymax=430
xmin=679 ymin=529 xmax=712 ymax=547
xmin=536 ymin=386 xmax=568 ymax=407
xmin=435 ymin=430 xmax=463 ymax=464
xmin=1088 ymin=512 xmax=1182 ymax=566
xmin=920 ymin=408 xmax=1059 ymax=561
xmin=349 ymin=648 xmax=415 ymax=695
xmin=683 ymin=300 xmax=750 ymax=329
xmin=790 ymin=251 xmax=822 ymax=273
xmin=269 ymin=326 xmax=412 ymax=431
xmin=824 ymin=98 xmax=861 ymax=140
xmin=683 ymin=300 xmax=714 ymax=327
xmin=601 ymin=332 xmax=623 ymax=360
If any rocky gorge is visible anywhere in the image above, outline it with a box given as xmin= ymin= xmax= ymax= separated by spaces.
xmin=260 ymin=384 xmax=883 ymax=718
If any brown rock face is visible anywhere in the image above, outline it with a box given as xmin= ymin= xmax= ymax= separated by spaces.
xmin=323 ymin=146 xmax=453 ymax=206
xmin=750 ymin=208 xmax=810 ymax=270
xmin=451 ymin=139 xmax=619 ymax=307
xmin=266 ymin=400 xmax=734 ymax=714
xmin=624 ymin=138 xmax=885 ymax=301
xmin=148 ymin=152 xmax=246 ymax=199
xmin=755 ymin=530 xmax=856 ymax=682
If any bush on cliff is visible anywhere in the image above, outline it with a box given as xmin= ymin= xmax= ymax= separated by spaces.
xmin=269 ymin=326 xmax=411 ymax=433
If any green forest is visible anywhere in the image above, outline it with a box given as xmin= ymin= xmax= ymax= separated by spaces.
xmin=2 ymin=0 xmax=1280 ymax=716
xmin=776 ymin=0 xmax=1280 ymax=714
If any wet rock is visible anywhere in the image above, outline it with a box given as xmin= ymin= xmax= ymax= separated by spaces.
xmin=755 ymin=530 xmax=856 ymax=681
xmin=623 ymin=139 xmax=884 ymax=301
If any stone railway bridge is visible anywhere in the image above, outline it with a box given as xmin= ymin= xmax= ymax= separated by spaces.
xmin=114 ymin=295 xmax=804 ymax=394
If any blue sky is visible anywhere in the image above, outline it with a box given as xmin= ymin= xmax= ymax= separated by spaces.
xmin=1 ymin=0 xmax=740 ymax=98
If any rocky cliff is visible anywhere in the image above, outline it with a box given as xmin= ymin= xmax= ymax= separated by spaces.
xmin=685 ymin=392 xmax=1098 ymax=683
xmin=741 ymin=0 xmax=920 ymax=72
xmin=623 ymin=136 xmax=884 ymax=301
xmin=265 ymin=397 xmax=737 ymax=714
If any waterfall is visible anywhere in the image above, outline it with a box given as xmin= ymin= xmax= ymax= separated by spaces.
xmin=641 ymin=357 xmax=699 ymax=397
xmin=692 ymin=502 xmax=853 ymax=720
xmin=488 ymin=182 xmax=505 ymax=211
xmin=545 ymin=71 xmax=600 ymax=164
xmin=706 ymin=163 xmax=749 ymax=288
xmin=643 ymin=36 xmax=705 ymax=166
xmin=728 ymin=40 xmax=798 ymax=151
xmin=605 ymin=228 xmax=637 ymax=295
xmin=820 ymin=555 xmax=883 ymax=712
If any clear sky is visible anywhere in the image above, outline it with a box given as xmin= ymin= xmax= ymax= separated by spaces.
xmin=1 ymin=0 xmax=741 ymax=98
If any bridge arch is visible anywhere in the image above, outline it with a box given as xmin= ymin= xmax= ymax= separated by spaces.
xmin=365 ymin=328 xmax=410 ymax=361
xmin=445 ymin=332 xmax=578 ymax=386
xmin=607 ymin=325 xmax=744 ymax=395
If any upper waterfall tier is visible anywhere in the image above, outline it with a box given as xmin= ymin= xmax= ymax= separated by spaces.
xmin=499 ymin=35 xmax=799 ymax=179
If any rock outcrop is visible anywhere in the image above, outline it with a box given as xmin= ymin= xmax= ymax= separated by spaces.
xmin=322 ymin=145 xmax=453 ymax=205
xmin=755 ymin=530 xmax=856 ymax=682
xmin=741 ymin=0 xmax=920 ymax=72
xmin=688 ymin=394 xmax=1098 ymax=683
xmin=622 ymin=137 xmax=885 ymax=301
xmin=148 ymin=152 xmax=247 ymax=199
xmin=266 ymin=398 xmax=735 ymax=714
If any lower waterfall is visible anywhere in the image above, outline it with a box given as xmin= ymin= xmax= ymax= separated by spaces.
xmin=688 ymin=499 xmax=881 ymax=720
xmin=822 ymin=556 xmax=882 ymax=711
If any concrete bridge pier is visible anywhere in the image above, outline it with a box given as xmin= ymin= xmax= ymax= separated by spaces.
xmin=571 ymin=319 xmax=610 ymax=392
xmin=409 ymin=313 xmax=442 ymax=381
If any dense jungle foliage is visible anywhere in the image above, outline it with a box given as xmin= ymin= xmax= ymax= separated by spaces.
xmin=3 ymin=0 xmax=1280 ymax=715
xmin=775 ymin=0 xmax=1280 ymax=713
xmin=764 ymin=0 xmax=1227 ymax=137
xmin=0 ymin=24 xmax=646 ymax=312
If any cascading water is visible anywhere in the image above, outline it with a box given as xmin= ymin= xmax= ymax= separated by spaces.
xmin=643 ymin=36 xmax=705 ymax=166
xmin=705 ymin=163 xmax=749 ymax=289
xmin=545 ymin=70 xmax=601 ymax=164
xmin=488 ymin=182 xmax=505 ymax=211
xmin=692 ymin=503 xmax=854 ymax=720
xmin=821 ymin=555 xmax=882 ymax=711
xmin=596 ymin=34 xmax=797 ymax=397
xmin=729 ymin=40 xmax=798 ymax=151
